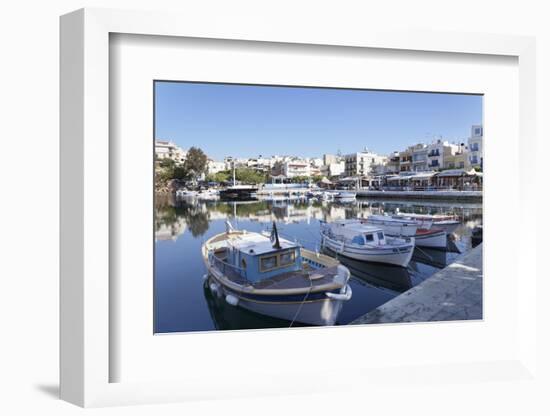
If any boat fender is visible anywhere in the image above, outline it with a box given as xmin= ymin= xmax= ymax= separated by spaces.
xmin=326 ymin=285 xmax=352 ymax=301
xmin=209 ymin=282 xmax=220 ymax=293
xmin=202 ymin=273 xmax=209 ymax=282
xmin=225 ymin=294 xmax=239 ymax=306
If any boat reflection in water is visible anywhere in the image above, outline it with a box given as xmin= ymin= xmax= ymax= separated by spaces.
xmin=203 ymin=280 xmax=308 ymax=330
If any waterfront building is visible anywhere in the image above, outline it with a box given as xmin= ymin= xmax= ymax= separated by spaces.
xmin=411 ymin=144 xmax=428 ymax=172
xmin=468 ymin=125 xmax=483 ymax=170
xmin=399 ymin=148 xmax=413 ymax=172
xmin=344 ymin=148 xmax=387 ymax=177
xmin=426 ymin=140 xmax=459 ymax=170
xmin=443 ymin=143 xmax=469 ymax=170
xmin=155 ymin=139 xmax=187 ymax=163
xmin=385 ymin=152 xmax=401 ymax=174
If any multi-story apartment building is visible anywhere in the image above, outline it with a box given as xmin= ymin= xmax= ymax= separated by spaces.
xmin=385 ymin=152 xmax=401 ymax=174
xmin=411 ymin=144 xmax=428 ymax=172
xmin=323 ymin=154 xmax=342 ymax=165
xmin=398 ymin=148 xmax=413 ymax=172
xmin=426 ymin=140 xmax=459 ymax=170
xmin=443 ymin=143 xmax=469 ymax=170
xmin=245 ymin=156 xmax=273 ymax=172
xmin=320 ymin=162 xmax=345 ymax=178
xmin=155 ymin=140 xmax=187 ymax=163
xmin=282 ymin=160 xmax=311 ymax=178
xmin=468 ymin=125 xmax=483 ymax=169
xmin=344 ymin=149 xmax=387 ymax=177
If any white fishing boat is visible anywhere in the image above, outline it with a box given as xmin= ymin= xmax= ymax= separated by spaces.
xmin=365 ymin=215 xmax=447 ymax=249
xmin=411 ymin=227 xmax=448 ymax=249
xmin=202 ymin=222 xmax=352 ymax=326
xmin=366 ymin=214 xmax=433 ymax=230
xmin=360 ymin=216 xmax=418 ymax=237
xmin=320 ymin=220 xmax=414 ymax=267
xmin=395 ymin=213 xmax=461 ymax=235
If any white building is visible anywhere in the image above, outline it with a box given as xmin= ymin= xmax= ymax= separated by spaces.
xmin=155 ymin=140 xmax=186 ymax=163
xmin=207 ymin=160 xmax=226 ymax=174
xmin=468 ymin=125 xmax=483 ymax=169
xmin=321 ymin=162 xmax=345 ymax=178
xmin=425 ymin=140 xmax=459 ymax=170
xmin=344 ymin=148 xmax=387 ymax=177
xmin=281 ymin=159 xmax=311 ymax=178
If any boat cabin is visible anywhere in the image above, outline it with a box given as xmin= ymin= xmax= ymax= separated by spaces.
xmin=222 ymin=234 xmax=303 ymax=282
xmin=330 ymin=221 xmax=387 ymax=246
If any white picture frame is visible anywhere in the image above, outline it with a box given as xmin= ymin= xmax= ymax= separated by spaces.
xmin=60 ymin=7 xmax=538 ymax=407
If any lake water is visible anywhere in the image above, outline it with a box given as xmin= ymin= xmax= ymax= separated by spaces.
xmin=154 ymin=195 xmax=482 ymax=333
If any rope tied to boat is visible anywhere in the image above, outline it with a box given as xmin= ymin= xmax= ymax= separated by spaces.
xmin=288 ymin=270 xmax=314 ymax=328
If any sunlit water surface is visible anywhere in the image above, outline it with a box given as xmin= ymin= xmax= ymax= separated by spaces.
xmin=154 ymin=195 xmax=482 ymax=333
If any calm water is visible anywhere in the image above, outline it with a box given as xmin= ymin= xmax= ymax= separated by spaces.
xmin=154 ymin=195 xmax=482 ymax=333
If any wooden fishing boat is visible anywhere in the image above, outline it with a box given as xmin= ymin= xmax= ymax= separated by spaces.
xmin=202 ymin=222 xmax=352 ymax=326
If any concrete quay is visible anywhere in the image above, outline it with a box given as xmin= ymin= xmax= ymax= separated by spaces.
xmin=355 ymin=189 xmax=482 ymax=201
xmin=351 ymin=244 xmax=483 ymax=325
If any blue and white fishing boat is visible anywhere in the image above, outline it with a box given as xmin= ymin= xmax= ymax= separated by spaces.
xmin=320 ymin=219 xmax=414 ymax=267
xmin=202 ymin=222 xmax=352 ymax=326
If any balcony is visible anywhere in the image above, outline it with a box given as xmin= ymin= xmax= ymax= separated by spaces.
xmin=428 ymin=151 xmax=440 ymax=157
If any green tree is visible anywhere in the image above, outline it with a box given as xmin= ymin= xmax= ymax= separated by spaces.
xmin=183 ymin=147 xmax=208 ymax=181
xmin=235 ymin=168 xmax=266 ymax=184
xmin=206 ymin=170 xmax=230 ymax=183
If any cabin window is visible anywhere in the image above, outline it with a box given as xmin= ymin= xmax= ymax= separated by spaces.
xmin=365 ymin=233 xmax=374 ymax=242
xmin=377 ymin=232 xmax=385 ymax=240
xmin=279 ymin=250 xmax=296 ymax=266
xmin=352 ymin=235 xmax=365 ymax=245
xmin=260 ymin=255 xmax=278 ymax=271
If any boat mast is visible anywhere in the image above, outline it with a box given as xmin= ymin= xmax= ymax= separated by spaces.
xmin=271 ymin=221 xmax=281 ymax=249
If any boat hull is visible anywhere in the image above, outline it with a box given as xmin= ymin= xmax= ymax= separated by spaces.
xmin=321 ymin=234 xmax=413 ymax=267
xmin=207 ymin=279 xmax=349 ymax=326
xmin=433 ymin=221 xmax=460 ymax=235
xmin=413 ymin=229 xmax=447 ymax=249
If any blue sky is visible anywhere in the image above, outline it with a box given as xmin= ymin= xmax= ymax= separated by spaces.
xmin=155 ymin=81 xmax=482 ymax=161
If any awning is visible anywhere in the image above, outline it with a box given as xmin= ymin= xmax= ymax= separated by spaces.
xmin=436 ymin=169 xmax=477 ymax=177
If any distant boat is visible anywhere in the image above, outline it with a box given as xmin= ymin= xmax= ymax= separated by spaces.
xmin=320 ymin=220 xmax=414 ymax=267
xmin=395 ymin=213 xmax=461 ymax=235
xmin=219 ymin=184 xmax=259 ymax=201
xmin=365 ymin=215 xmax=447 ymax=249
xmin=202 ymin=221 xmax=352 ymax=326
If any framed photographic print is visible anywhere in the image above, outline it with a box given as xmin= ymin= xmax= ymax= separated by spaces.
xmin=60 ymin=8 xmax=538 ymax=407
